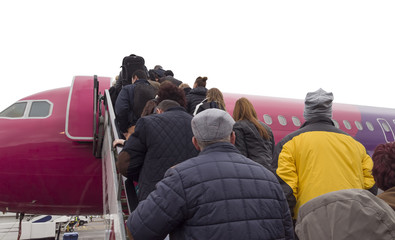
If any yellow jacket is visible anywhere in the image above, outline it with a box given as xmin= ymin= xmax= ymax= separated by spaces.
xmin=273 ymin=117 xmax=376 ymax=219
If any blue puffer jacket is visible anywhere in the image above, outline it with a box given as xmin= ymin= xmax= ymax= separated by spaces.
xmin=127 ymin=142 xmax=294 ymax=240
xmin=122 ymin=106 xmax=199 ymax=201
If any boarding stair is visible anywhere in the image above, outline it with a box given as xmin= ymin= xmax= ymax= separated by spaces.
xmin=92 ymin=76 xmax=136 ymax=240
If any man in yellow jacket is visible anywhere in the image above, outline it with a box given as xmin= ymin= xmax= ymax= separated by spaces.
xmin=273 ymin=88 xmax=377 ymax=220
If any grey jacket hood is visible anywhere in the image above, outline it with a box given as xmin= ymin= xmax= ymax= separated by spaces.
xmin=303 ymin=88 xmax=333 ymax=122
xmin=295 ymin=188 xmax=395 ymax=240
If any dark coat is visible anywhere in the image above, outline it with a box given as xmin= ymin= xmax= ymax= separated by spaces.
xmin=127 ymin=142 xmax=294 ymax=240
xmin=182 ymin=87 xmax=191 ymax=96
xmin=159 ymin=76 xmax=183 ymax=86
xmin=121 ymin=106 xmax=199 ymax=201
xmin=186 ymin=86 xmax=207 ymax=114
xmin=194 ymin=100 xmax=225 ymax=115
xmin=233 ymin=120 xmax=275 ymax=170
xmin=114 ymin=79 xmax=156 ymax=133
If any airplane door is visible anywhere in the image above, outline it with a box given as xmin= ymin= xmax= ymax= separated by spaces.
xmin=377 ymin=118 xmax=395 ymax=143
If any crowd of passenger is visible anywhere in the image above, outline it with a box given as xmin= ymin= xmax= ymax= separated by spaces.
xmin=108 ymin=54 xmax=395 ymax=240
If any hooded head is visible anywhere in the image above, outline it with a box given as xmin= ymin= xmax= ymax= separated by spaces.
xmin=303 ymin=88 xmax=333 ymax=122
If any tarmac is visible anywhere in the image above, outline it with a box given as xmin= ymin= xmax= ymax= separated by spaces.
xmin=59 ymin=218 xmax=106 ymax=240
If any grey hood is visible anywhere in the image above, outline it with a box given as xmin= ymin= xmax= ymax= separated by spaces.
xmin=295 ymin=188 xmax=395 ymax=240
xmin=303 ymin=88 xmax=333 ymax=122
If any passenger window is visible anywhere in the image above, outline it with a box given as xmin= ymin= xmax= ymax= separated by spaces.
xmin=381 ymin=121 xmax=391 ymax=132
xmin=0 ymin=102 xmax=27 ymax=118
xmin=366 ymin=121 xmax=374 ymax=131
xmin=332 ymin=119 xmax=340 ymax=128
xmin=343 ymin=120 xmax=351 ymax=130
xmin=355 ymin=121 xmax=363 ymax=131
xmin=29 ymin=101 xmax=51 ymax=117
xmin=263 ymin=114 xmax=273 ymax=125
xmin=278 ymin=115 xmax=287 ymax=126
xmin=292 ymin=116 xmax=301 ymax=127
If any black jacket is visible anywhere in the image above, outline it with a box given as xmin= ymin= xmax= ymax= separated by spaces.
xmin=127 ymin=142 xmax=294 ymax=240
xmin=121 ymin=106 xmax=199 ymax=201
xmin=233 ymin=120 xmax=275 ymax=170
xmin=114 ymin=79 xmax=155 ymax=133
xmin=186 ymin=86 xmax=207 ymax=114
xmin=194 ymin=100 xmax=226 ymax=115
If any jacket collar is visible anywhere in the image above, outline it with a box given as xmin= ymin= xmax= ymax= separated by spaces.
xmin=165 ymin=106 xmax=187 ymax=113
xmin=199 ymin=142 xmax=240 ymax=156
xmin=190 ymin=86 xmax=207 ymax=95
xmin=301 ymin=116 xmax=334 ymax=128
xmin=134 ymin=79 xmax=150 ymax=85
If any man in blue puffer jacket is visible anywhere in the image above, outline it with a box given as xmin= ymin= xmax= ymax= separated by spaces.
xmin=126 ymin=109 xmax=294 ymax=240
xmin=117 ymin=100 xmax=199 ymax=202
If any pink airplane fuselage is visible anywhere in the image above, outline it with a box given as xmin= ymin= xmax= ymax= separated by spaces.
xmin=1 ymin=76 xmax=395 ymax=216
xmin=0 ymin=76 xmax=110 ymax=215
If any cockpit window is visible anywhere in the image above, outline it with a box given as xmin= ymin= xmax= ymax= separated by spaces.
xmin=29 ymin=101 xmax=51 ymax=117
xmin=0 ymin=100 xmax=52 ymax=119
xmin=0 ymin=102 xmax=27 ymax=118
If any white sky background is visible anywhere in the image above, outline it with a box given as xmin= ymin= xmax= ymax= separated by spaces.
xmin=0 ymin=1 xmax=394 ymax=111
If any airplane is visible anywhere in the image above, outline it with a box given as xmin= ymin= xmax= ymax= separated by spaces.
xmin=1 ymin=75 xmax=394 ymax=239
xmin=224 ymin=93 xmax=395 ymax=157
xmin=0 ymin=76 xmax=111 ymax=216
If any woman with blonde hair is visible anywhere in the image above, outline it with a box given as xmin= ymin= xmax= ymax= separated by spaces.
xmin=194 ymin=87 xmax=226 ymax=115
xmin=233 ymin=97 xmax=275 ymax=170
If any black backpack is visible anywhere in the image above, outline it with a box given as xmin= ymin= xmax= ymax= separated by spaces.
xmin=193 ymin=99 xmax=220 ymax=115
xmin=109 ymin=54 xmax=147 ymax=107
xmin=120 ymin=54 xmax=146 ymax=86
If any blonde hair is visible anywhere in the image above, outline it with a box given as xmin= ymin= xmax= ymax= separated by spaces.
xmin=179 ymin=83 xmax=190 ymax=89
xmin=207 ymin=88 xmax=226 ymax=110
xmin=233 ymin=97 xmax=270 ymax=140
